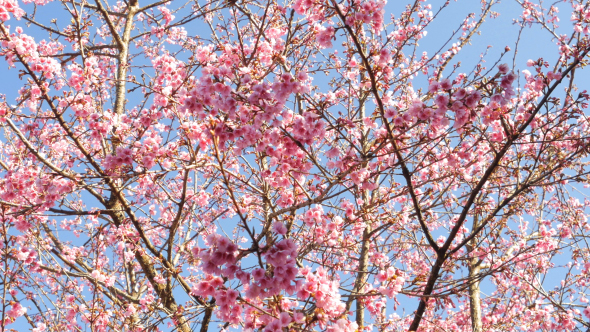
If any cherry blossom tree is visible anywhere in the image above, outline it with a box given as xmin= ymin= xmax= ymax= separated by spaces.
xmin=1 ymin=0 xmax=590 ymax=331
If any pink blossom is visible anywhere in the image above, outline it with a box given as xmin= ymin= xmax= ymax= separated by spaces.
xmin=32 ymin=323 xmax=47 ymax=332
xmin=273 ymin=222 xmax=288 ymax=235
xmin=439 ymin=78 xmax=453 ymax=90
xmin=316 ymin=25 xmax=335 ymax=48
xmin=279 ymin=312 xmax=291 ymax=326
xmin=384 ymin=108 xmax=397 ymax=118
xmin=498 ymin=63 xmax=510 ymax=74
xmin=7 ymin=302 xmax=27 ymax=319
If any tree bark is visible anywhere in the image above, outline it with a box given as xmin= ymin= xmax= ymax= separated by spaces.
xmin=468 ymin=259 xmax=482 ymax=332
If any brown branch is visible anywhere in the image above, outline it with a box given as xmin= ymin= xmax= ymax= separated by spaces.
xmin=331 ymin=0 xmax=440 ymax=253
xmin=436 ymin=1 xmax=496 ymax=80
xmin=408 ymin=44 xmax=590 ymax=331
